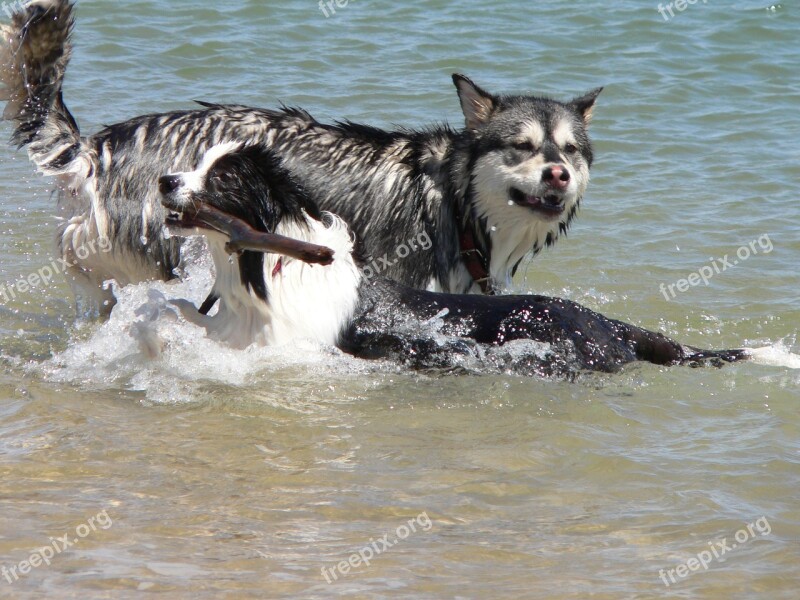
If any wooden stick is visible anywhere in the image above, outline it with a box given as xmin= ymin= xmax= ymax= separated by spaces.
xmin=166 ymin=203 xmax=335 ymax=265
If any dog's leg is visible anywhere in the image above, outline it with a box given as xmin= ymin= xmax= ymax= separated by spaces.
xmin=198 ymin=293 xmax=219 ymax=315
xmin=169 ymin=298 xmax=215 ymax=329
xmin=610 ymin=320 xmax=685 ymax=365
xmin=62 ymin=264 xmax=116 ymax=319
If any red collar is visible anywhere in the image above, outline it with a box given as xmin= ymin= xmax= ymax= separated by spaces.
xmin=459 ymin=226 xmax=493 ymax=295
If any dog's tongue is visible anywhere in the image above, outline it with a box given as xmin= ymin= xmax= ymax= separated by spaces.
xmin=509 ymin=188 xmax=563 ymax=211
xmin=520 ymin=194 xmax=543 ymax=207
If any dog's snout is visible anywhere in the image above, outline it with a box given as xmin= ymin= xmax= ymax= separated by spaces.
xmin=159 ymin=174 xmax=182 ymax=196
xmin=543 ymin=165 xmax=570 ymax=190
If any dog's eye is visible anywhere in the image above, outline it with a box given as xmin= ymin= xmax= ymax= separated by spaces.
xmin=210 ymin=170 xmax=231 ymax=184
xmin=512 ymin=142 xmax=536 ymax=153
xmin=564 ymin=143 xmax=578 ymax=154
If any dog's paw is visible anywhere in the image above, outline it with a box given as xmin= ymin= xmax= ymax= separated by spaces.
xmin=169 ymin=298 xmax=213 ymax=328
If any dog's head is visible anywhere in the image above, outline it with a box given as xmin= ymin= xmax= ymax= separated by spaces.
xmin=158 ymin=142 xmax=322 ymax=235
xmin=453 ymin=74 xmax=601 ymax=243
xmin=159 ymin=142 xmax=324 ymax=302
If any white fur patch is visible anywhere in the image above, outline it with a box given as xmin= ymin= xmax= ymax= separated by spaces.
xmin=165 ymin=141 xmax=244 ymax=206
xmin=265 ymin=214 xmax=362 ymax=347
xmin=518 ymin=120 xmax=545 ymax=149
xmin=198 ymin=141 xmax=243 ymax=174
xmin=552 ymin=118 xmax=577 ymax=149
xmin=200 ymin=212 xmax=362 ymax=349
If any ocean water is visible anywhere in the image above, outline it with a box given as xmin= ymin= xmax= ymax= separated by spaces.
xmin=0 ymin=0 xmax=798 ymax=598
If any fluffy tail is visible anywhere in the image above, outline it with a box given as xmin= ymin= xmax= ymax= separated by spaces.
xmin=0 ymin=0 xmax=82 ymax=176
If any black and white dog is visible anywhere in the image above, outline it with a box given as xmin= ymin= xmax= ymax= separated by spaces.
xmin=159 ymin=142 xmax=748 ymax=377
xmin=1 ymin=0 xmax=600 ymax=316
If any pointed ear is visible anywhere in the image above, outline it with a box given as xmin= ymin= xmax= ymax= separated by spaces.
xmin=570 ymin=87 xmax=603 ymax=127
xmin=452 ymin=73 xmax=497 ymax=130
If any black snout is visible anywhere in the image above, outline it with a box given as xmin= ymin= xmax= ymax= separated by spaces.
xmin=542 ymin=165 xmax=570 ymax=190
xmin=159 ymin=175 xmax=182 ymax=196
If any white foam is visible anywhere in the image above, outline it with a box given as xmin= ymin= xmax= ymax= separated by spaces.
xmin=35 ymin=237 xmax=386 ymax=404
xmin=745 ymin=341 xmax=800 ymax=370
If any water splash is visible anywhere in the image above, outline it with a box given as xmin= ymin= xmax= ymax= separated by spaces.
xmin=746 ymin=339 xmax=800 ymax=370
xmin=23 ymin=235 xmax=800 ymax=403
xmin=33 ymin=237 xmax=385 ymax=403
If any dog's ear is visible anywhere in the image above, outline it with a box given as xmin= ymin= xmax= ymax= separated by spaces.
xmin=570 ymin=87 xmax=603 ymax=127
xmin=453 ymin=74 xmax=497 ymax=130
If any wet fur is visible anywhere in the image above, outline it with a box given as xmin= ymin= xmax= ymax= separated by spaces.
xmin=1 ymin=0 xmax=601 ymax=316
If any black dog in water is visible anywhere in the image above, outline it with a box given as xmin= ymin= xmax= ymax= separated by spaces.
xmin=159 ymin=142 xmax=748 ymax=378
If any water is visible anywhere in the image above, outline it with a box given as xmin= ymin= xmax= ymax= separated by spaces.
xmin=0 ymin=1 xmax=798 ymax=597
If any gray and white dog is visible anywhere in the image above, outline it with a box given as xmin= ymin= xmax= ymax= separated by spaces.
xmin=0 ymin=0 xmax=602 ymax=315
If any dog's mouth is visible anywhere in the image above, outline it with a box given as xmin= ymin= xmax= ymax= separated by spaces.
xmin=162 ymin=195 xmax=201 ymax=230
xmin=164 ymin=207 xmax=205 ymax=232
xmin=509 ymin=188 xmax=565 ymax=217
xmin=161 ymin=199 xmax=335 ymax=266
xmin=161 ymin=192 xmax=206 ymax=233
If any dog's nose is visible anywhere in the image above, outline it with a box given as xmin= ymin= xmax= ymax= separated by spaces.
xmin=159 ymin=175 xmax=182 ymax=196
xmin=543 ymin=165 xmax=570 ymax=190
